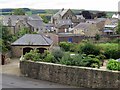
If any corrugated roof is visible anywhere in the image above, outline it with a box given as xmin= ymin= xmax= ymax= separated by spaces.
xmin=11 ymin=34 xmax=53 ymax=46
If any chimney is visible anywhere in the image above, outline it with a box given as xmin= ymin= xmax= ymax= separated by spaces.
xmin=7 ymin=18 xmax=12 ymax=26
xmin=62 ymin=8 xmax=64 ymax=11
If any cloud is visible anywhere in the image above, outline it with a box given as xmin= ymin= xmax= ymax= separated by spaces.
xmin=0 ymin=0 xmax=119 ymax=11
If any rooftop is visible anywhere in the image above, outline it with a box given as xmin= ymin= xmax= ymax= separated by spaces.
xmin=11 ymin=34 xmax=53 ymax=46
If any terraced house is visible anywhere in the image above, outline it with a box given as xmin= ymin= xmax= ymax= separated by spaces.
xmin=2 ymin=15 xmax=48 ymax=34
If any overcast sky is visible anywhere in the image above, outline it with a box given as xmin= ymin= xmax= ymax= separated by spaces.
xmin=0 ymin=0 xmax=120 ymax=11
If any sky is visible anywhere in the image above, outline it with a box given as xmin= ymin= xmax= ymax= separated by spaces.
xmin=0 ymin=0 xmax=120 ymax=11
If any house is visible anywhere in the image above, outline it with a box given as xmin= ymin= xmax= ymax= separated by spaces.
xmin=112 ymin=13 xmax=120 ymax=19
xmin=85 ymin=18 xmax=106 ymax=31
xmin=11 ymin=34 xmax=53 ymax=57
xmin=51 ymin=8 xmax=78 ymax=24
xmin=2 ymin=15 xmax=46 ymax=34
xmin=55 ymin=19 xmax=73 ymax=33
xmin=72 ymin=22 xmax=100 ymax=37
xmin=51 ymin=8 xmax=83 ymax=33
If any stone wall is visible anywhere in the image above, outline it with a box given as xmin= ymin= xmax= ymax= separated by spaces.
xmin=20 ymin=60 xmax=120 ymax=88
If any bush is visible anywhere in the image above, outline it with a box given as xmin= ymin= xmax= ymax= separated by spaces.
xmin=43 ymin=53 xmax=55 ymax=63
xmin=60 ymin=53 xmax=100 ymax=68
xmin=107 ymin=59 xmax=120 ymax=71
xmin=79 ymin=43 xmax=100 ymax=55
xmin=51 ymin=48 xmax=64 ymax=62
xmin=81 ymin=57 xmax=100 ymax=68
xmin=24 ymin=49 xmax=42 ymax=61
xmin=59 ymin=42 xmax=71 ymax=51
xmin=60 ymin=52 xmax=73 ymax=65
xmin=98 ymin=43 xmax=120 ymax=59
xmin=95 ymin=34 xmax=100 ymax=41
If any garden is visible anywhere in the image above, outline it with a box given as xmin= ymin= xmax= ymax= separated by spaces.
xmin=23 ymin=41 xmax=120 ymax=71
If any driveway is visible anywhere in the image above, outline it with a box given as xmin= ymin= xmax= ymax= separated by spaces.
xmin=2 ymin=58 xmax=20 ymax=76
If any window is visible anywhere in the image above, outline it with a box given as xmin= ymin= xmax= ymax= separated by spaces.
xmin=68 ymin=38 xmax=72 ymax=42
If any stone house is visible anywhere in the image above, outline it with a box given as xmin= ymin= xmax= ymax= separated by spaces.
xmin=51 ymin=8 xmax=84 ymax=33
xmin=2 ymin=15 xmax=46 ymax=34
xmin=55 ymin=19 xmax=73 ymax=33
xmin=85 ymin=18 xmax=106 ymax=31
xmin=51 ymin=8 xmax=78 ymax=25
xmin=11 ymin=34 xmax=53 ymax=57
xmin=72 ymin=22 xmax=100 ymax=37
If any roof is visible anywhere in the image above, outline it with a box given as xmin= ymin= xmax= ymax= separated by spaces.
xmin=53 ymin=9 xmax=69 ymax=18
xmin=11 ymin=34 xmax=53 ymax=46
xmin=27 ymin=15 xmax=43 ymax=20
xmin=103 ymin=30 xmax=114 ymax=33
xmin=73 ymin=22 xmax=92 ymax=30
xmin=2 ymin=15 xmax=43 ymax=26
xmin=86 ymin=18 xmax=105 ymax=24
xmin=27 ymin=20 xmax=45 ymax=29
xmin=2 ymin=15 xmax=26 ymax=26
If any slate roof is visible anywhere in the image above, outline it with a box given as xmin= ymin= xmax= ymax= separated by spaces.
xmin=73 ymin=22 xmax=92 ymax=30
xmin=53 ymin=9 xmax=69 ymax=18
xmin=2 ymin=15 xmax=43 ymax=26
xmin=86 ymin=18 xmax=105 ymax=24
xmin=2 ymin=15 xmax=26 ymax=26
xmin=11 ymin=34 xmax=53 ymax=46
xmin=27 ymin=20 xmax=45 ymax=29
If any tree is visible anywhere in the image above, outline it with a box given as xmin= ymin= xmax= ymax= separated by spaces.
xmin=0 ymin=24 xmax=12 ymax=52
xmin=12 ymin=27 xmax=31 ymax=42
xmin=96 ymin=12 xmax=107 ymax=18
xmin=12 ymin=8 xmax=25 ymax=15
xmin=40 ymin=15 xmax=49 ymax=23
xmin=116 ymin=20 xmax=120 ymax=34
xmin=81 ymin=11 xmax=91 ymax=19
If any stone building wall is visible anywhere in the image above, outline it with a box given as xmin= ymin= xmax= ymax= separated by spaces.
xmin=11 ymin=46 xmax=50 ymax=57
xmin=20 ymin=61 xmax=120 ymax=88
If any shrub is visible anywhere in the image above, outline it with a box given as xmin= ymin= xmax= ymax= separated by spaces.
xmin=69 ymin=43 xmax=77 ymax=52
xmin=43 ymin=53 xmax=55 ymax=63
xmin=98 ymin=43 xmax=120 ymax=59
xmin=82 ymin=57 xmax=100 ymax=68
xmin=88 ymin=54 xmax=96 ymax=58
xmin=107 ymin=59 xmax=120 ymax=71
xmin=95 ymin=34 xmax=100 ymax=41
xmin=79 ymin=43 xmax=100 ymax=55
xmin=59 ymin=42 xmax=71 ymax=51
xmin=51 ymin=48 xmax=64 ymax=62
xmin=60 ymin=53 xmax=100 ymax=68
xmin=60 ymin=52 xmax=73 ymax=65
xmin=24 ymin=49 xmax=42 ymax=61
